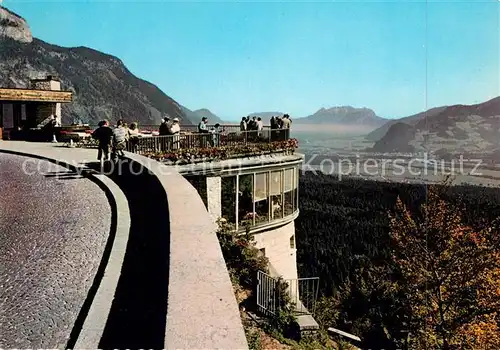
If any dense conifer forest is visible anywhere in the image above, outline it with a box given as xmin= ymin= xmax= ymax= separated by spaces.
xmin=295 ymin=172 xmax=500 ymax=348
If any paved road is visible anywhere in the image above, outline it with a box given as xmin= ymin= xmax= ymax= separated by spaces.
xmin=0 ymin=153 xmax=112 ymax=348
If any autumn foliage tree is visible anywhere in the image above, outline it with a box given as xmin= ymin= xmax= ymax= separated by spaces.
xmin=388 ymin=179 xmax=500 ymax=349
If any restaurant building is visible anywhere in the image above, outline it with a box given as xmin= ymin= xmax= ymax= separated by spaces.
xmin=0 ymin=76 xmax=72 ymax=139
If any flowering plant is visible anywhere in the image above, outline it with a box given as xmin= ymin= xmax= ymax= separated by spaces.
xmin=142 ymin=138 xmax=299 ymax=163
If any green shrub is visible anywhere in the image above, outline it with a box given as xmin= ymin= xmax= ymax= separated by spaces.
xmin=216 ymin=220 xmax=268 ymax=288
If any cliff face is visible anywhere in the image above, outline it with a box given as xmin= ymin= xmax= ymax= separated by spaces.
xmin=0 ymin=6 xmax=195 ymax=126
xmin=0 ymin=6 xmax=32 ymax=43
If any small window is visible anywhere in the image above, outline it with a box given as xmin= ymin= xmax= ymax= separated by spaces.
xmin=290 ymin=235 xmax=295 ymax=249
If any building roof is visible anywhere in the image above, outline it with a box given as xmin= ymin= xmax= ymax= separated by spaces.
xmin=0 ymin=87 xmax=72 ymax=103
xmin=0 ymin=88 xmax=73 ymax=103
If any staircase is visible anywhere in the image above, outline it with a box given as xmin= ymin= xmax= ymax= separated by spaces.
xmin=37 ymin=116 xmax=53 ymax=129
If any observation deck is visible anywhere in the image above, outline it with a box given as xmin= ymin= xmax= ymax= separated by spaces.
xmin=0 ymin=122 xmax=307 ymax=348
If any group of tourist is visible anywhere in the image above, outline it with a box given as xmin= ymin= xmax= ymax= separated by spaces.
xmin=239 ymin=114 xmax=292 ymax=132
xmin=90 ymin=113 xmax=292 ymax=161
xmin=158 ymin=116 xmax=181 ymax=136
xmin=92 ymin=119 xmax=139 ymax=162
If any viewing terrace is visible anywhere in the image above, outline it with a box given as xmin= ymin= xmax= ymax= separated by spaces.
xmin=0 ymin=120 xmax=305 ymax=349
xmin=61 ymin=123 xmax=298 ymax=164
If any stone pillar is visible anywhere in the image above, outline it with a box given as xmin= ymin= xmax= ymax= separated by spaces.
xmin=50 ymin=80 xmax=62 ymax=126
xmin=30 ymin=76 xmax=62 ymax=125
xmin=206 ymin=176 xmax=222 ymax=222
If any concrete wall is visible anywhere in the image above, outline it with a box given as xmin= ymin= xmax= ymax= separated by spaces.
xmin=253 ymin=222 xmax=298 ymax=281
xmin=125 ymin=154 xmax=249 ymax=349
xmin=206 ymin=176 xmax=221 ymax=222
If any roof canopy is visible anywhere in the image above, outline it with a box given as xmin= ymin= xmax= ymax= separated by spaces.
xmin=0 ymin=88 xmax=72 ymax=103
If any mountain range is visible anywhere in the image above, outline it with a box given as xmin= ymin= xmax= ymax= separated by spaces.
xmin=0 ymin=6 xmax=214 ymax=126
xmin=370 ymin=97 xmax=500 ymax=154
xmin=0 ymin=7 xmax=412 ymax=131
xmin=1 ymin=5 xmax=499 ymax=149
xmin=365 ymin=106 xmax=448 ymax=141
xmin=293 ymin=106 xmax=387 ymax=127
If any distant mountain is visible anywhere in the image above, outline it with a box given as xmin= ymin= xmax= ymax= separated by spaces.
xmin=293 ymin=106 xmax=387 ymax=129
xmin=191 ymin=108 xmax=224 ymax=124
xmin=371 ymin=122 xmax=416 ymax=153
xmin=370 ymin=97 xmax=500 ymax=154
xmin=366 ymin=106 xmax=448 ymax=141
xmin=0 ymin=6 xmax=193 ymax=126
xmin=248 ymin=112 xmax=284 ymax=119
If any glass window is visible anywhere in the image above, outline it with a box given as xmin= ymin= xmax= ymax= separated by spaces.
xmin=290 ymin=235 xmax=295 ymax=249
xmin=284 ymin=169 xmax=294 ymax=216
xmin=254 ymin=172 xmax=269 ymax=225
xmin=238 ymin=174 xmax=254 ymax=227
xmin=221 ymin=176 xmax=236 ymax=223
xmin=270 ymin=170 xmax=283 ymax=219
xmin=294 ymin=167 xmax=299 ymax=211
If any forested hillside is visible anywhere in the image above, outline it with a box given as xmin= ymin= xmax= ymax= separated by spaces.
xmin=296 ymin=173 xmax=500 ymax=348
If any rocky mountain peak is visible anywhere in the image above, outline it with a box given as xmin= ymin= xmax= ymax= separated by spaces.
xmin=0 ymin=6 xmax=32 ymax=43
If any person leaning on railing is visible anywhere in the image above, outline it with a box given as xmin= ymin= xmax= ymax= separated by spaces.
xmin=159 ymin=116 xmax=172 ymax=136
xmin=210 ymin=123 xmax=222 ymax=147
xmin=127 ymin=122 xmax=140 ymax=152
xmin=198 ymin=117 xmax=209 ymax=133
xmin=198 ymin=117 xmax=210 ymax=147
xmin=281 ymin=114 xmax=292 ymax=140
xmin=111 ymin=119 xmax=129 ymax=160
xmin=256 ymin=117 xmax=264 ymax=137
xmin=171 ymin=118 xmax=181 ymax=149
xmin=240 ymin=117 xmax=247 ymax=132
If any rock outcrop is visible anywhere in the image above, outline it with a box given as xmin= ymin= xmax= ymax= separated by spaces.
xmin=0 ymin=6 xmax=32 ymax=43
xmin=0 ymin=6 xmax=197 ymax=126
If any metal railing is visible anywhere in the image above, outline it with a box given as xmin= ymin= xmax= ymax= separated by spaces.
xmin=128 ymin=128 xmax=290 ymax=154
xmin=256 ymin=270 xmax=320 ymax=316
xmin=285 ymin=277 xmax=320 ymax=315
xmin=115 ymin=124 xmax=272 ymax=133
xmin=256 ymin=270 xmax=278 ymax=316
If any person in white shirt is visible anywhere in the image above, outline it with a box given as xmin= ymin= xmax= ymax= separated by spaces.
xmin=171 ymin=118 xmax=181 ymax=149
xmin=256 ymin=117 xmax=264 ymax=129
xmin=127 ymin=122 xmax=140 ymax=152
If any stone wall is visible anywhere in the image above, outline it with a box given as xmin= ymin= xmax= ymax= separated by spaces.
xmin=30 ymin=79 xmax=61 ymax=91
xmin=29 ymin=79 xmax=62 ymax=124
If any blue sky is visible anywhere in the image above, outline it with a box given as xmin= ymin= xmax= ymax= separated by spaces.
xmin=3 ymin=0 xmax=499 ymax=120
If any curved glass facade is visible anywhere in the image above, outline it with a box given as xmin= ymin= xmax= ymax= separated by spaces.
xmin=221 ymin=166 xmax=300 ymax=231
